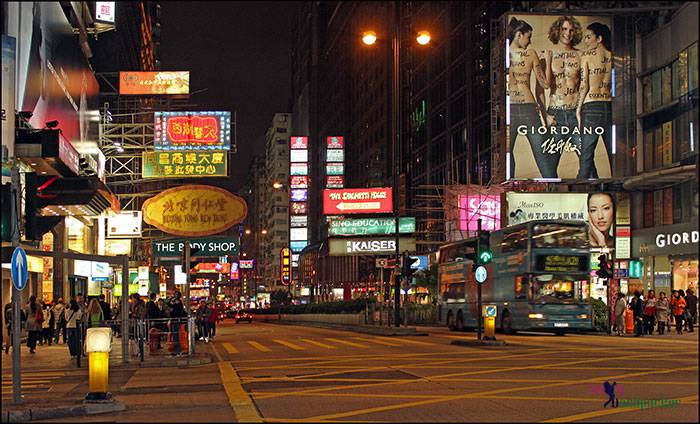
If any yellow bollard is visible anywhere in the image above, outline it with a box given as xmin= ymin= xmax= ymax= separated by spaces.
xmin=85 ymin=327 xmax=113 ymax=401
xmin=484 ymin=316 xmax=496 ymax=339
xmin=89 ymin=351 xmax=109 ymax=393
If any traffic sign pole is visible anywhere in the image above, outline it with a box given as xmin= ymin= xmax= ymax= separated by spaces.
xmin=11 ymin=165 xmax=22 ymax=404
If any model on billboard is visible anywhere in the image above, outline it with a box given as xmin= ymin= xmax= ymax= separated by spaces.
xmin=587 ymin=192 xmax=615 ymax=248
xmin=507 ymin=17 xmax=558 ymax=178
xmin=540 ymin=16 xmax=584 ymax=166
xmin=576 ymin=23 xmax=613 ymax=179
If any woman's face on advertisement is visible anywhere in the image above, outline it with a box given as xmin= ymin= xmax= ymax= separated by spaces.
xmin=583 ymin=29 xmax=598 ymax=49
xmin=588 ymin=194 xmax=614 ymax=234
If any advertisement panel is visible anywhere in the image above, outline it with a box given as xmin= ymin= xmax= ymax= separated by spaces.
xmin=15 ymin=2 xmax=101 ymax=148
xmin=142 ymin=185 xmax=247 ymax=237
xmin=154 ymin=111 xmax=231 ymax=150
xmin=107 ymin=211 xmax=142 ymax=238
xmin=230 ymin=262 xmax=239 ymax=280
xmin=329 ymin=237 xmax=417 ymax=256
xmin=290 ymin=149 xmax=308 ymax=162
xmin=290 ymin=163 xmax=308 ymax=175
xmin=152 ymin=237 xmax=239 ymax=257
xmin=119 ymin=71 xmax=189 ymax=95
xmin=105 ymin=238 xmax=131 ymax=256
xmin=326 ymin=175 xmax=344 ymax=188
xmin=506 ymin=192 xmax=619 ymax=249
xmin=290 ymin=228 xmax=307 ymax=241
xmin=505 ymin=14 xmax=614 ymax=180
xmin=290 ymin=176 xmax=308 ymax=188
xmin=326 ymin=163 xmax=344 ymax=175
xmin=95 ymin=2 xmax=115 ymax=22
xmin=290 ymin=241 xmax=308 ymax=253
xmin=290 ymin=202 xmax=307 ymax=215
xmin=193 ymin=262 xmax=231 ymax=274
xmin=326 ymin=149 xmax=344 ymax=162
xmin=329 ymin=217 xmax=416 ymax=236
xmin=290 ymin=215 xmax=308 ymax=227
xmin=459 ymin=195 xmax=501 ymax=232
xmin=290 ymin=136 xmax=308 ymax=149
xmin=2 ymin=36 xmax=15 ymax=169
xmin=239 ymin=259 xmax=254 ymax=269
xmin=323 ymin=188 xmax=393 ymax=215
xmin=142 ymin=151 xmax=227 ymax=178
xmin=280 ymin=248 xmax=291 ymax=284
xmin=327 ymin=136 xmax=345 ymax=149
xmin=290 ymin=189 xmax=308 ymax=202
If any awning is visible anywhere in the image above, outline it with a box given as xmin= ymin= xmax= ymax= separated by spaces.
xmin=15 ymin=128 xmax=81 ymax=177
xmin=622 ymin=165 xmax=696 ymax=191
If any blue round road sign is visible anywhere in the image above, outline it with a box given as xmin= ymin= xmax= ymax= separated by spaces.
xmin=11 ymin=247 xmax=29 ymax=291
xmin=475 ymin=265 xmax=488 ymax=284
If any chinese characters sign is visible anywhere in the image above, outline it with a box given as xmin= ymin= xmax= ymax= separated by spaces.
xmin=280 ymin=248 xmax=291 ymax=285
xmin=142 ymin=185 xmax=247 ymax=237
xmin=155 ymin=111 xmax=231 ymax=150
xmin=119 ymin=71 xmax=189 ymax=95
xmin=459 ymin=195 xmax=501 ymax=232
xmin=142 ymin=151 xmax=227 ymax=178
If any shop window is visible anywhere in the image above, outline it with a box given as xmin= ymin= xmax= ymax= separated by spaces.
xmin=662 ymin=65 xmax=672 ymax=106
xmin=652 ymin=69 xmax=662 ymax=110
xmin=642 ymin=75 xmax=653 ymax=113
xmin=689 ymin=42 xmax=698 ymax=92
xmin=643 ymin=192 xmax=654 ymax=228
xmin=672 ymin=260 xmax=698 ymax=293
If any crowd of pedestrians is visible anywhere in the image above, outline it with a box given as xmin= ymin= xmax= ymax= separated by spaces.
xmin=612 ymin=288 xmax=697 ymax=337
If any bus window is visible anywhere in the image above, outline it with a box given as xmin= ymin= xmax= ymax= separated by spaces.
xmin=514 ymin=276 xmax=529 ymax=300
xmin=533 ymin=275 xmax=585 ymax=304
xmin=442 ymin=282 xmax=465 ymax=303
xmin=531 ymin=224 xmax=588 ymax=249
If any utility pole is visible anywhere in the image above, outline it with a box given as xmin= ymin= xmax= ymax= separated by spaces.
xmin=11 ymin=165 xmax=22 ymax=404
xmin=392 ymin=1 xmax=402 ymax=328
xmin=477 ymin=218 xmax=482 ymax=341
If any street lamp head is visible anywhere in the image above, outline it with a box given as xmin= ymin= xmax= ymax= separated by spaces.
xmin=361 ymin=30 xmax=377 ymax=46
xmin=261 ymin=229 xmax=268 ymax=235
xmin=416 ymin=30 xmax=431 ymax=45
xmin=272 ymin=182 xmax=283 ymax=189
xmin=245 ymin=229 xmax=251 ymax=235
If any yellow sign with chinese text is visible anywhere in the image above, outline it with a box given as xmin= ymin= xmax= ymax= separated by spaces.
xmin=142 ymin=151 xmax=227 ymax=178
xmin=142 ymin=185 xmax=247 ymax=237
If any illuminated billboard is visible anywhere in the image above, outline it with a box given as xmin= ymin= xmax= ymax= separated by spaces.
xmin=119 ymin=71 xmax=190 ymax=95
xmin=326 ymin=175 xmax=344 ymax=188
xmin=290 ymin=176 xmax=309 ymax=189
xmin=142 ymin=151 xmax=227 ymax=178
xmin=154 ymin=111 xmax=231 ymax=150
xmin=323 ymin=188 xmax=392 ymax=215
xmin=239 ymin=259 xmax=255 ymax=269
xmin=290 ymin=216 xmax=308 ymax=227
xmin=504 ymin=14 xmax=614 ymax=180
xmin=459 ymin=195 xmax=501 ymax=232
xmin=280 ymin=248 xmax=291 ymax=284
xmin=290 ymin=228 xmax=307 ymax=241
xmin=290 ymin=149 xmax=308 ymax=162
xmin=326 ymin=163 xmax=344 ymax=175
xmin=290 ymin=136 xmax=308 ymax=149
xmin=327 ymin=149 xmax=344 ymax=162
xmin=290 ymin=163 xmax=308 ymax=175
xmin=290 ymin=241 xmax=308 ymax=253
xmin=290 ymin=189 xmax=308 ymax=202
xmin=327 ymin=136 xmax=345 ymax=149
xmin=291 ymin=202 xmax=307 ymax=215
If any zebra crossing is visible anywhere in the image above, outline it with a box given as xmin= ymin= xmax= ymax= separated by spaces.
xmin=1 ymin=371 xmax=65 ymax=398
xmin=219 ymin=336 xmax=434 ymax=355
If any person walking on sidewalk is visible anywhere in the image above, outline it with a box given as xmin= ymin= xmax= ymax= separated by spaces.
xmin=87 ymin=298 xmax=104 ymax=328
xmin=98 ymin=294 xmax=111 ymax=326
xmin=642 ymin=290 xmax=656 ymax=335
xmin=207 ymin=301 xmax=218 ymax=340
xmin=684 ymin=288 xmax=697 ymax=333
xmin=631 ymin=291 xmax=644 ymax=337
xmin=613 ymin=292 xmax=627 ymax=336
xmin=655 ymin=292 xmax=670 ymax=335
xmin=670 ymin=290 xmax=687 ymax=335
xmin=196 ymin=300 xmax=211 ymax=343
xmin=25 ymin=296 xmax=42 ymax=354
xmin=4 ymin=302 xmax=26 ymax=354
xmin=168 ymin=291 xmax=186 ymax=356
xmin=51 ymin=298 xmax=66 ymax=344
xmin=65 ymin=299 xmax=84 ymax=357
xmin=40 ymin=301 xmax=53 ymax=345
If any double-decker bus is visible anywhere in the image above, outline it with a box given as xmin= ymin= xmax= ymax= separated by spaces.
xmin=438 ymin=220 xmax=593 ymax=335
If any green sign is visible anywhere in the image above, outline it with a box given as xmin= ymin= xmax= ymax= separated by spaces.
xmin=142 ymin=151 xmax=227 ymax=178
xmin=629 ymin=260 xmax=643 ymax=278
xmin=152 ymin=236 xmax=239 ymax=257
xmin=478 ymin=249 xmax=493 ymax=265
xmin=328 ymin=217 xmax=416 ymax=236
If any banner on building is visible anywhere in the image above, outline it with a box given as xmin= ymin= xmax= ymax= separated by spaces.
xmin=154 ymin=111 xmax=231 ymax=150
xmin=142 ymin=151 xmax=227 ymax=178
xmin=119 ymin=71 xmax=189 ymax=95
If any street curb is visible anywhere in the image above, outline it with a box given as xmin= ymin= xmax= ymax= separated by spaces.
xmin=258 ymin=318 xmax=429 ymax=336
xmin=451 ymin=339 xmax=507 ymax=347
xmin=114 ymin=354 xmax=213 ymax=368
xmin=2 ymin=400 xmax=126 ymax=422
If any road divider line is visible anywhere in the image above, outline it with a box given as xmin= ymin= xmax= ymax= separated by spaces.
xmin=248 ymin=341 xmax=271 ymax=352
xmin=354 ymin=337 xmax=401 ymax=347
xmin=274 ymin=340 xmax=305 ymax=351
xmin=218 ymin=362 xmax=263 ymax=423
xmin=325 ymin=338 xmax=369 ymax=348
xmin=381 ymin=337 xmax=435 ymax=346
xmin=223 ymin=342 xmax=239 ymax=354
xmin=299 ymin=338 xmax=336 ymax=349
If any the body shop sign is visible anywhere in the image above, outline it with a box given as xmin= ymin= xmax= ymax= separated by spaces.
xmin=142 ymin=185 xmax=247 ymax=237
xmin=280 ymin=248 xmax=291 ymax=285
xmin=323 ymin=188 xmax=393 ymax=215
xmin=152 ymin=237 xmax=239 ymax=257
xmin=329 ymin=237 xmax=416 ymax=256
xmin=459 ymin=195 xmax=501 ymax=231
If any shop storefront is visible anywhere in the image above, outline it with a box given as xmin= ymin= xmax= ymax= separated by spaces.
xmin=632 ymin=223 xmax=699 ymax=294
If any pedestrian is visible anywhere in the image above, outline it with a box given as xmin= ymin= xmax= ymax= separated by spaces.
xmin=111 ymin=303 xmax=121 ymax=337
xmin=655 ymin=292 xmax=670 ymax=335
xmin=98 ymin=294 xmax=111 ymax=326
xmin=87 ymin=298 xmax=104 ymax=328
xmin=196 ymin=300 xmax=211 ymax=343
xmin=168 ymin=291 xmax=186 ymax=356
xmin=65 ymin=299 xmax=84 ymax=357
xmin=25 ymin=296 xmax=43 ymax=354
xmin=684 ymin=288 xmax=697 ymax=333
xmin=131 ymin=293 xmax=147 ymax=320
xmin=208 ymin=302 xmax=218 ymax=339
xmin=613 ymin=292 xmax=627 ymax=336
xmin=642 ymin=289 xmax=656 ymax=335
xmin=40 ymin=301 xmax=53 ymax=345
xmin=146 ymin=293 xmax=160 ymax=320
xmin=51 ymin=298 xmax=66 ymax=344
xmin=4 ymin=302 xmax=26 ymax=354
xmin=669 ymin=290 xmax=687 ymax=335
xmin=631 ymin=290 xmax=644 ymax=337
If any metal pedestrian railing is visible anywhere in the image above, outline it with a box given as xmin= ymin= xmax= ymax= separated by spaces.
xmin=133 ymin=317 xmax=197 ymax=360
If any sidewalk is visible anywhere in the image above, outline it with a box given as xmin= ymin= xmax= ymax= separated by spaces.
xmin=2 ymin=338 xmax=216 ymax=422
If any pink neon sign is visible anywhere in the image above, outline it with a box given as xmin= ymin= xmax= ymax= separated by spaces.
xmin=459 ymin=195 xmax=501 ymax=231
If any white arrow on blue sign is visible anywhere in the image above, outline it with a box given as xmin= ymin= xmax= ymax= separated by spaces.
xmin=475 ymin=265 xmax=488 ymax=283
xmin=11 ymin=247 xmax=29 ymax=291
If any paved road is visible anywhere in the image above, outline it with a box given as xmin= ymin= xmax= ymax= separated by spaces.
xmin=210 ymin=321 xmax=698 ymax=422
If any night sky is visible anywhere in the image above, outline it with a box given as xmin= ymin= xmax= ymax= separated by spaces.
xmin=160 ymin=1 xmax=299 ymax=191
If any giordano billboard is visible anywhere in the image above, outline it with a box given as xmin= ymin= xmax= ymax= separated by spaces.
xmin=502 ymin=13 xmax=617 ymax=181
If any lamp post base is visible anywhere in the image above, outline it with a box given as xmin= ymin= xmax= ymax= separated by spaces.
xmin=84 ymin=392 xmax=113 ymax=403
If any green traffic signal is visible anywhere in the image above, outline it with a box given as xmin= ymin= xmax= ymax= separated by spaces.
xmin=478 ymin=249 xmax=493 ymax=265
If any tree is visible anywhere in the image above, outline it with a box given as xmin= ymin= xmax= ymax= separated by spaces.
xmin=412 ymin=263 xmax=439 ymax=303
xmin=270 ymin=289 xmax=292 ymax=307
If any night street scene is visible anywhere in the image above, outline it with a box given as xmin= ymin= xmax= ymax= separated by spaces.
xmin=1 ymin=1 xmax=699 ymax=423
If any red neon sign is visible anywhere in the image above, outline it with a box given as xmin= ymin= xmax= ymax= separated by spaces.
xmin=327 ymin=136 xmax=344 ymax=149
xmin=323 ymin=188 xmax=393 ymax=215
xmin=290 ymin=136 xmax=308 ymax=149
xmin=290 ymin=176 xmax=309 ymax=189
xmin=326 ymin=175 xmax=344 ymax=188
xmin=166 ymin=115 xmax=220 ymax=144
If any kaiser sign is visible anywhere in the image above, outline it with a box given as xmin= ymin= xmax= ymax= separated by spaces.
xmin=329 ymin=237 xmax=416 ymax=256
xmin=142 ymin=185 xmax=247 ymax=237
xmin=323 ymin=188 xmax=392 ymax=215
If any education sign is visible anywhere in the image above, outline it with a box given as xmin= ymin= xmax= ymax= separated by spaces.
xmin=323 ymin=188 xmax=393 ymax=215
xmin=152 ymin=237 xmax=240 ymax=257
xmin=142 ymin=185 xmax=247 ymax=237
xmin=142 ymin=151 xmax=227 ymax=178
xmin=328 ymin=217 xmax=416 ymax=236
xmin=329 ymin=237 xmax=416 ymax=256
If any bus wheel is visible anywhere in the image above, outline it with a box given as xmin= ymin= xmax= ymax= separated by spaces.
xmin=456 ymin=311 xmax=465 ymax=332
xmin=501 ymin=312 xmax=515 ymax=335
xmin=447 ymin=311 xmax=456 ymax=331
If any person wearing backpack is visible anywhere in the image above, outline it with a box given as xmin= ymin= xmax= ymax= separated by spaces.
xmin=25 ymin=296 xmax=43 ymax=354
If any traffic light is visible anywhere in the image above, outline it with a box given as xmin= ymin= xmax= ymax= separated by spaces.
xmin=24 ymin=172 xmax=62 ymax=241
xmin=1 ymin=184 xmax=11 ymax=242
xmin=478 ymin=230 xmax=493 ymax=265
xmin=597 ymin=254 xmax=613 ymax=280
xmin=464 ymin=238 xmax=479 ymax=271
xmin=402 ymin=252 xmax=412 ymax=279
